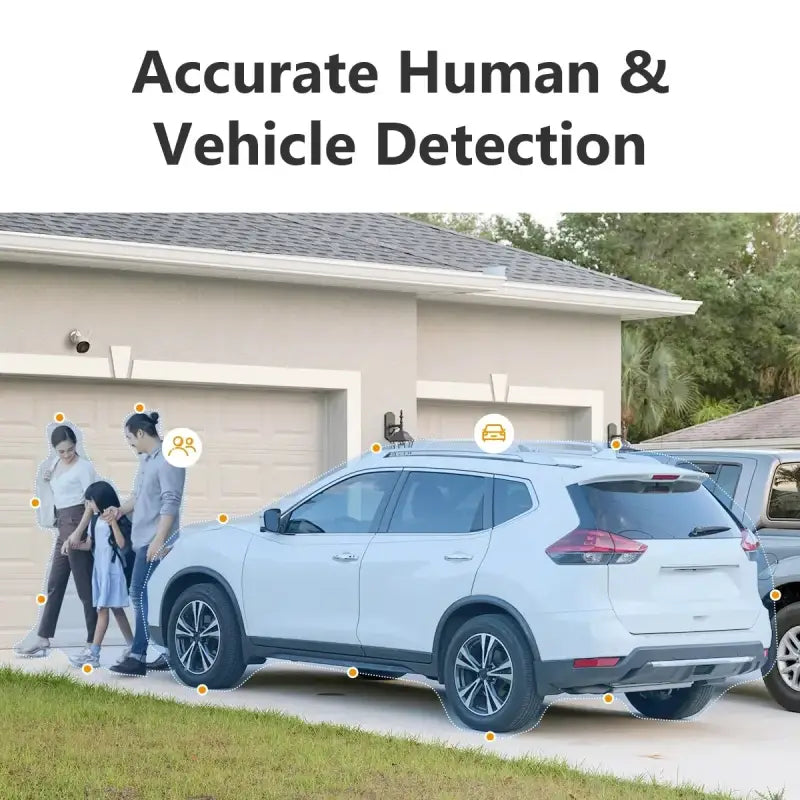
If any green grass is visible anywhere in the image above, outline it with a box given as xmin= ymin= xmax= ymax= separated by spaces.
xmin=0 ymin=667 xmax=737 ymax=800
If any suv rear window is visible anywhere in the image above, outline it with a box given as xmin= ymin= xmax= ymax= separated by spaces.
xmin=768 ymin=462 xmax=800 ymax=521
xmin=567 ymin=479 xmax=740 ymax=540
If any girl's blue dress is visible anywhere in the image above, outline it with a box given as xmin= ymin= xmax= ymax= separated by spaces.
xmin=91 ymin=517 xmax=129 ymax=609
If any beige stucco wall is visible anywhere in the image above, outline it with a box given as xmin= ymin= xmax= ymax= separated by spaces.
xmin=0 ymin=263 xmax=419 ymax=448
xmin=417 ymin=301 xmax=622 ymax=430
xmin=0 ymin=263 xmax=623 ymax=442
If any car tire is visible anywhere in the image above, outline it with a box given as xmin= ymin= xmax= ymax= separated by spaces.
xmin=624 ymin=684 xmax=717 ymax=720
xmin=167 ymin=582 xmax=247 ymax=690
xmin=763 ymin=603 xmax=800 ymax=712
xmin=443 ymin=613 xmax=544 ymax=733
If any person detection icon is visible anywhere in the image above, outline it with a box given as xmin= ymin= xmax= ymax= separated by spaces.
xmin=163 ymin=427 xmax=203 ymax=468
xmin=168 ymin=435 xmax=197 ymax=457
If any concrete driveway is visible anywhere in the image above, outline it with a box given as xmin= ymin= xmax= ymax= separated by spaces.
xmin=2 ymin=647 xmax=795 ymax=799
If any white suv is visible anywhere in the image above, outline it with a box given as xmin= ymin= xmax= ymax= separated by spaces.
xmin=147 ymin=441 xmax=772 ymax=732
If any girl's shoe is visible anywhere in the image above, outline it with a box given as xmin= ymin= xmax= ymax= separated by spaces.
xmin=14 ymin=636 xmax=50 ymax=658
xmin=69 ymin=647 xmax=97 ymax=668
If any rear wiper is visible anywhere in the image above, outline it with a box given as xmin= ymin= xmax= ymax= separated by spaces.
xmin=688 ymin=525 xmax=732 ymax=537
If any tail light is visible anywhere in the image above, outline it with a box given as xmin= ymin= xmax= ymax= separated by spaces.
xmin=545 ymin=528 xmax=647 ymax=565
xmin=741 ymin=528 xmax=760 ymax=562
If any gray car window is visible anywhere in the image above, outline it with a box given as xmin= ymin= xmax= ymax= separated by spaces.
xmin=691 ymin=462 xmax=742 ymax=510
xmin=768 ymin=462 xmax=800 ymax=521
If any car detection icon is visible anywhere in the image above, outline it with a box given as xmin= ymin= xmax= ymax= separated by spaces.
xmin=474 ymin=413 xmax=514 ymax=454
xmin=163 ymin=427 xmax=203 ymax=468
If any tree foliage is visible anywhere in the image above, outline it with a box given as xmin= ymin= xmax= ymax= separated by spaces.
xmin=406 ymin=212 xmax=800 ymax=439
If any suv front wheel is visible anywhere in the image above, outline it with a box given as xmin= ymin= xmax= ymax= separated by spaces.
xmin=167 ymin=582 xmax=247 ymax=690
xmin=443 ymin=614 xmax=544 ymax=732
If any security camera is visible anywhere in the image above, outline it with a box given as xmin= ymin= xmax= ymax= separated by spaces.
xmin=68 ymin=330 xmax=91 ymax=354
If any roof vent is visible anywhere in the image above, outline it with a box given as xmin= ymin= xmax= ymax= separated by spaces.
xmin=483 ymin=265 xmax=506 ymax=278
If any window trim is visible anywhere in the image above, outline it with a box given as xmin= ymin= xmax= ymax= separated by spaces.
xmin=491 ymin=475 xmax=538 ymax=528
xmin=280 ymin=468 xmax=402 ymax=536
xmin=766 ymin=461 xmax=800 ymax=523
xmin=376 ymin=468 xmax=493 ymax=535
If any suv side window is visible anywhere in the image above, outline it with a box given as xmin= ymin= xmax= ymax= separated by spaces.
xmin=387 ymin=471 xmax=488 ymax=534
xmin=691 ymin=462 xmax=742 ymax=510
xmin=768 ymin=462 xmax=800 ymax=521
xmin=493 ymin=478 xmax=535 ymax=526
xmin=284 ymin=471 xmax=399 ymax=534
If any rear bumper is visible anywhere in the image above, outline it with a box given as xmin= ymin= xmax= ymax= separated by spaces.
xmin=537 ymin=641 xmax=766 ymax=695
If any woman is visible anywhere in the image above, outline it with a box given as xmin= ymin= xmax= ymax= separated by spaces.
xmin=15 ymin=424 xmax=98 ymax=660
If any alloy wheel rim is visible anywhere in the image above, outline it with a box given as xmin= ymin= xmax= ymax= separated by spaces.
xmin=777 ymin=624 xmax=800 ymax=691
xmin=175 ymin=600 xmax=221 ymax=675
xmin=454 ymin=633 xmax=513 ymax=717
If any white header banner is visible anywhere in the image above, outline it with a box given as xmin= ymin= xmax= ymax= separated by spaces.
xmin=2 ymin=0 xmax=798 ymax=212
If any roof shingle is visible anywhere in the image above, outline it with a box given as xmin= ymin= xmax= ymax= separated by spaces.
xmin=0 ymin=212 xmax=673 ymax=297
xmin=645 ymin=394 xmax=800 ymax=443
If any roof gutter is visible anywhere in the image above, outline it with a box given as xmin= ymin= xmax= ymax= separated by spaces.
xmin=637 ymin=438 xmax=800 ymax=450
xmin=0 ymin=232 xmax=700 ymax=320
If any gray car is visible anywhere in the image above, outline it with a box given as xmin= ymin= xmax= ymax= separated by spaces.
xmin=634 ymin=447 xmax=800 ymax=712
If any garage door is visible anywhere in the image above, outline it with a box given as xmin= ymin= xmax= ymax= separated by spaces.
xmin=417 ymin=400 xmax=582 ymax=442
xmin=0 ymin=378 xmax=329 ymax=649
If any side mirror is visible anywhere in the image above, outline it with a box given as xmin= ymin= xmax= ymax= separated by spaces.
xmin=261 ymin=508 xmax=282 ymax=533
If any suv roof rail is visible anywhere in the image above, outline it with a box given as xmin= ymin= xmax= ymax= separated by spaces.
xmin=382 ymin=449 xmax=528 ymax=463
xmin=516 ymin=440 xmax=605 ymax=454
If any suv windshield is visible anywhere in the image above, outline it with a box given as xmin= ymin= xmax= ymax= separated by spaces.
xmin=567 ymin=479 xmax=740 ymax=540
xmin=768 ymin=462 xmax=800 ymax=521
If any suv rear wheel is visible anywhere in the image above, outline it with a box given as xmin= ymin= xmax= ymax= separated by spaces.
xmin=443 ymin=614 xmax=544 ymax=732
xmin=167 ymin=583 xmax=247 ymax=689
xmin=624 ymin=684 xmax=716 ymax=720
xmin=763 ymin=604 xmax=800 ymax=712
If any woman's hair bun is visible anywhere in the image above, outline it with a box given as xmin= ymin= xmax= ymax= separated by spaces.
xmin=148 ymin=411 xmax=160 ymax=424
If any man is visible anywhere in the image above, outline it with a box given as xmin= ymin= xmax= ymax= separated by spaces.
xmin=104 ymin=410 xmax=185 ymax=676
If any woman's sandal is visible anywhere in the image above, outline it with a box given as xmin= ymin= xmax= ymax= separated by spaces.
xmin=14 ymin=638 xmax=50 ymax=658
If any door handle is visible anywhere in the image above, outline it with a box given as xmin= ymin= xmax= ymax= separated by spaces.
xmin=333 ymin=552 xmax=359 ymax=562
xmin=444 ymin=552 xmax=473 ymax=561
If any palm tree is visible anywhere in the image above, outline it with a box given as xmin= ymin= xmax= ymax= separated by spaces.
xmin=621 ymin=327 xmax=699 ymax=441
xmin=760 ymin=341 xmax=800 ymax=397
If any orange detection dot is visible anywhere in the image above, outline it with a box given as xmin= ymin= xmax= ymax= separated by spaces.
xmin=197 ymin=684 xmax=208 ymax=696
xmin=371 ymin=443 xmax=382 ymax=454
xmin=30 ymin=498 xmax=41 ymax=509
xmin=82 ymin=664 xmax=93 ymax=675
xmin=54 ymin=412 xmax=65 ymax=423
xmin=347 ymin=667 xmax=359 ymax=679
xmin=134 ymin=403 xmax=145 ymax=413
xmin=770 ymin=589 xmax=782 ymax=602
xmin=36 ymin=594 xmax=47 ymax=606
xmin=603 ymin=693 xmax=614 ymax=704
xmin=484 ymin=731 xmax=496 ymax=742
xmin=610 ymin=439 xmax=622 ymax=451
xmin=217 ymin=513 xmax=229 ymax=524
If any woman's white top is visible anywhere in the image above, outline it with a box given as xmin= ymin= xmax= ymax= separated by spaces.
xmin=49 ymin=458 xmax=98 ymax=509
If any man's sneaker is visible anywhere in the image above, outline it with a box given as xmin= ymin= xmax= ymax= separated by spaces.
xmin=70 ymin=650 xmax=100 ymax=669
xmin=69 ymin=647 xmax=95 ymax=667
xmin=109 ymin=656 xmax=146 ymax=676
xmin=14 ymin=636 xmax=50 ymax=658
xmin=146 ymin=653 xmax=170 ymax=671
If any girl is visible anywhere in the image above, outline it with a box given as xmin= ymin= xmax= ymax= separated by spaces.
xmin=16 ymin=424 xmax=98 ymax=659
xmin=68 ymin=481 xmax=134 ymax=668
